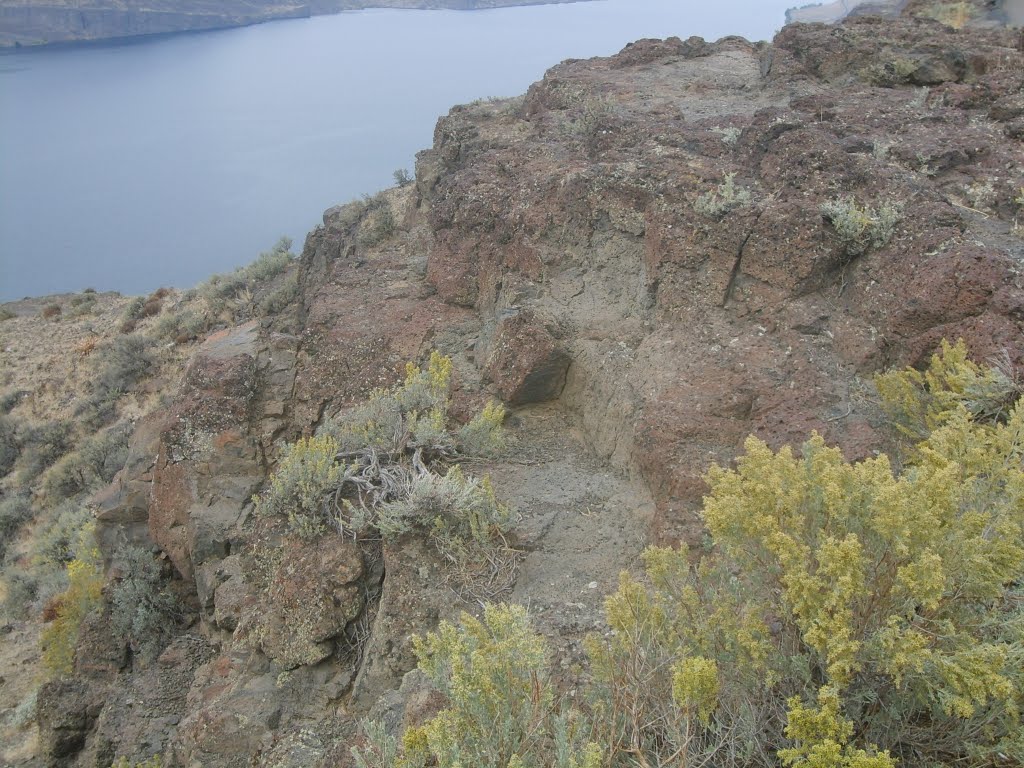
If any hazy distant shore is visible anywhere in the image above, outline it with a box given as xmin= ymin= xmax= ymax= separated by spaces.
xmin=0 ymin=0 xmax=594 ymax=48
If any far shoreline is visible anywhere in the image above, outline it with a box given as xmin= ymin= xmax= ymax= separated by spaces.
xmin=0 ymin=0 xmax=596 ymax=52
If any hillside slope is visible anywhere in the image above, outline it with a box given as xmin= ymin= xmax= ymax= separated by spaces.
xmin=1 ymin=3 xmax=1022 ymax=766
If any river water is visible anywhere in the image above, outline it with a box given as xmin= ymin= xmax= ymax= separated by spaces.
xmin=0 ymin=0 xmax=793 ymax=300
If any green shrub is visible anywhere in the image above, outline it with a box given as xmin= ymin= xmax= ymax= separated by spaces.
xmin=0 ymin=415 xmax=19 ymax=477
xmin=109 ymin=545 xmax=178 ymax=664
xmin=259 ymin=353 xmax=508 ymax=563
xmin=820 ymin=196 xmax=901 ymax=257
xmin=254 ymin=435 xmax=343 ymax=540
xmin=456 ymin=401 xmax=507 ymax=458
xmin=18 ymin=420 xmax=74 ymax=484
xmin=0 ymin=307 xmax=16 ymax=322
xmin=393 ymin=168 xmax=413 ymax=187
xmin=694 ymin=172 xmax=752 ymax=218
xmin=359 ymin=197 xmax=397 ymax=248
xmin=45 ymin=422 xmax=130 ymax=501
xmin=378 ymin=466 xmax=510 ymax=548
xmin=76 ymin=335 xmax=153 ymax=430
xmin=0 ymin=390 xmax=26 ymax=415
xmin=257 ymin=272 xmax=299 ymax=316
xmin=121 ymin=296 xmax=146 ymax=323
xmin=152 ymin=308 xmax=208 ymax=343
xmin=0 ymin=494 xmax=32 ymax=559
xmin=31 ymin=503 xmax=92 ymax=568
xmin=198 ymin=238 xmax=295 ymax=320
xmin=353 ymin=605 xmax=601 ymax=768
xmin=66 ymin=293 xmax=97 ymax=318
xmin=368 ymin=345 xmax=1023 ymax=768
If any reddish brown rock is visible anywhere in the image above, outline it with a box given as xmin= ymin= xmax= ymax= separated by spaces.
xmin=483 ymin=312 xmax=570 ymax=405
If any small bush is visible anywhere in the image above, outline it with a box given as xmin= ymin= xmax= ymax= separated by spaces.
xmin=18 ymin=420 xmax=74 ymax=484
xmin=353 ymin=605 xmax=601 ymax=768
xmin=76 ymin=335 xmax=153 ymax=430
xmin=261 ymin=353 xmax=507 ymax=556
xmin=0 ymin=307 xmax=16 ymax=322
xmin=153 ymin=309 xmax=208 ymax=343
xmin=876 ymin=338 xmax=1021 ymax=439
xmin=0 ymin=390 xmax=27 ymax=415
xmin=359 ymin=197 xmax=397 ymax=248
xmin=820 ymin=196 xmax=900 ymax=256
xmin=31 ymin=503 xmax=92 ymax=568
xmin=254 ymin=435 xmax=343 ymax=539
xmin=456 ymin=401 xmax=506 ymax=458
xmin=0 ymin=415 xmax=19 ymax=477
xmin=41 ymin=303 xmax=61 ymax=320
xmin=45 ymin=423 xmax=130 ymax=502
xmin=393 ymin=168 xmax=413 ymax=187
xmin=67 ymin=294 xmax=98 ymax=318
xmin=377 ymin=466 xmax=510 ymax=548
xmin=694 ymin=172 xmax=752 ymax=218
xmin=257 ymin=272 xmax=299 ymax=317
xmin=198 ymin=238 xmax=294 ymax=320
xmin=109 ymin=545 xmax=178 ymax=664
xmin=121 ymin=296 xmax=146 ymax=322
xmin=0 ymin=494 xmax=32 ymax=558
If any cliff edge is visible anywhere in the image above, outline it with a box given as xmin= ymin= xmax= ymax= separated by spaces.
xmin=1 ymin=3 xmax=1022 ymax=766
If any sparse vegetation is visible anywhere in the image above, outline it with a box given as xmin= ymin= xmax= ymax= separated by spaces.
xmin=0 ymin=415 xmax=19 ymax=477
xmin=39 ymin=529 xmax=103 ymax=676
xmin=917 ymin=1 xmax=975 ymax=29
xmin=256 ymin=352 xmax=510 ymax=584
xmin=358 ymin=194 xmax=397 ymax=248
xmin=820 ymin=196 xmax=901 ymax=257
xmin=41 ymin=302 xmax=62 ymax=320
xmin=198 ymin=236 xmax=296 ymax=320
xmin=0 ymin=306 xmax=17 ymax=321
xmin=109 ymin=544 xmax=179 ymax=664
xmin=75 ymin=334 xmax=153 ymax=430
xmin=0 ymin=494 xmax=32 ymax=558
xmin=694 ymin=172 xmax=752 ymax=218
xmin=354 ymin=604 xmax=602 ymax=768
xmin=18 ymin=420 xmax=74 ymax=484
xmin=44 ymin=422 xmax=131 ymax=502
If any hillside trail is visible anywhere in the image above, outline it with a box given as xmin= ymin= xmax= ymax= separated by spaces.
xmin=469 ymin=403 xmax=654 ymax=663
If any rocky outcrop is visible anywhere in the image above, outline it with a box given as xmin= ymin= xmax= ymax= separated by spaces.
xmin=54 ymin=7 xmax=1024 ymax=766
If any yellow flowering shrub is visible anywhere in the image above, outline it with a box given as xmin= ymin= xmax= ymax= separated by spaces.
xmin=587 ymin=402 xmax=1022 ymax=765
xmin=875 ymin=338 xmax=1020 ymax=438
xmin=353 ymin=605 xmax=601 ymax=768
xmin=40 ymin=534 xmax=103 ymax=676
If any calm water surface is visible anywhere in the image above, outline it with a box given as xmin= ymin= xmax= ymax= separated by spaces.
xmin=0 ymin=0 xmax=793 ymax=300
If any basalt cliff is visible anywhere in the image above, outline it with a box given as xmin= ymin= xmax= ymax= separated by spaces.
xmin=1 ymin=1 xmax=1023 ymax=766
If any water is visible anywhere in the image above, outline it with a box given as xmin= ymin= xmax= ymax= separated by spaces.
xmin=0 ymin=0 xmax=793 ymax=300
